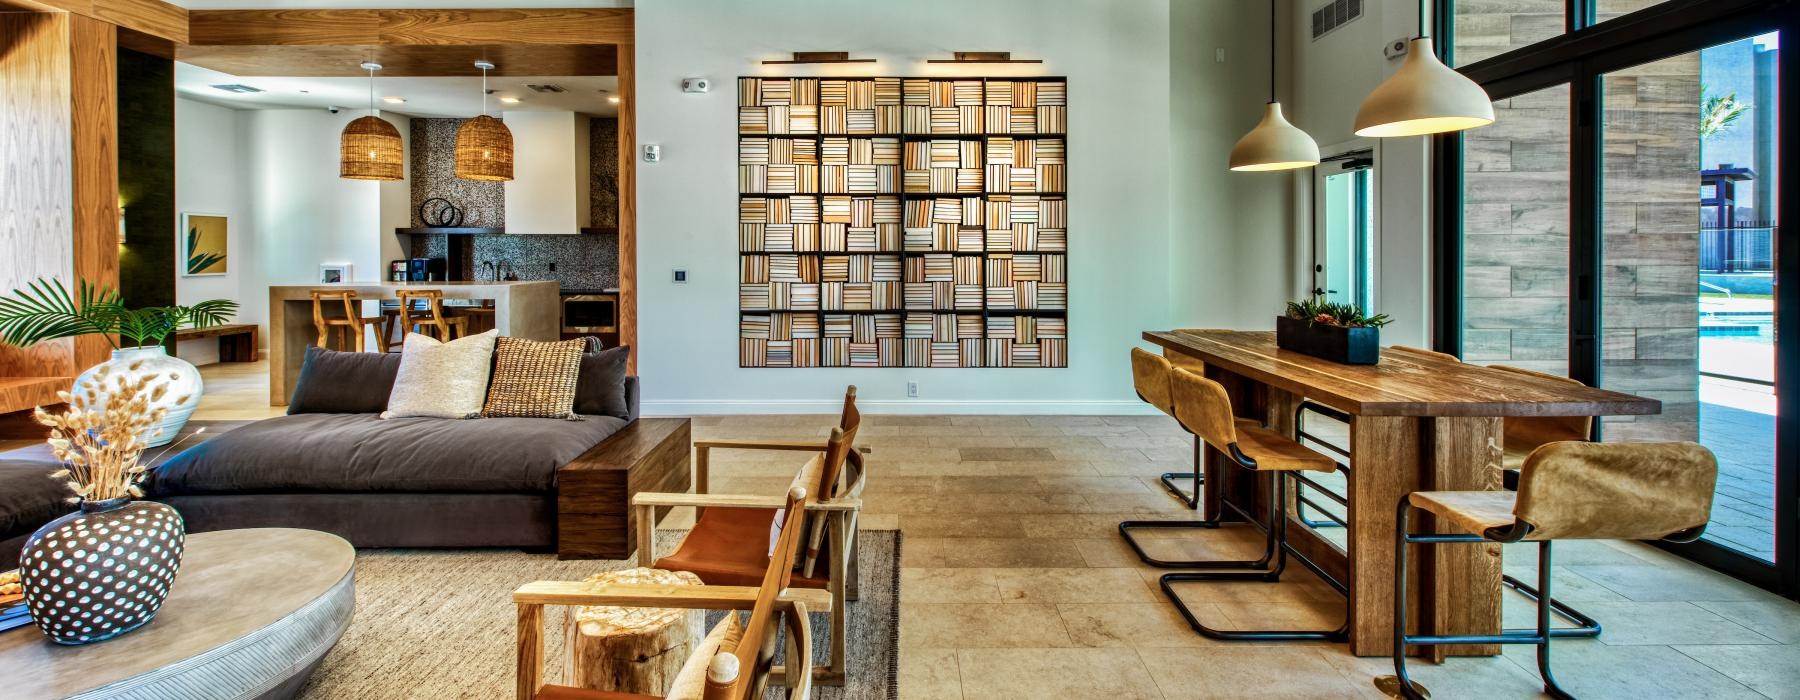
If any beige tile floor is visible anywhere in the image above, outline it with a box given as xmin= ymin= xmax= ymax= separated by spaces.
xmin=173 ymin=361 xmax=1799 ymax=699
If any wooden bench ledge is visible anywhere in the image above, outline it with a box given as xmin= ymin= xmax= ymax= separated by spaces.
xmin=0 ymin=377 xmax=68 ymax=415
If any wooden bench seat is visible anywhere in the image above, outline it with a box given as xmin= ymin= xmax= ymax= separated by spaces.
xmin=175 ymin=323 xmax=258 ymax=362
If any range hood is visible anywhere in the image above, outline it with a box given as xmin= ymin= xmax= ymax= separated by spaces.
xmin=501 ymin=111 xmax=592 ymax=235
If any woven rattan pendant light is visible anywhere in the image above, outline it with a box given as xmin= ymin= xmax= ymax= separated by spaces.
xmin=339 ymin=62 xmax=404 ymax=181
xmin=454 ymin=60 xmax=514 ymax=182
xmin=1228 ymin=0 xmax=1318 ymax=171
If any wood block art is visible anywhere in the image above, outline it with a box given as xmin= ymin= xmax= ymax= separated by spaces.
xmin=741 ymin=77 xmax=1069 ymax=367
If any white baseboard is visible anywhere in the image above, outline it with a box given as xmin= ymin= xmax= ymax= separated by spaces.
xmin=640 ymin=399 xmax=1159 ymax=416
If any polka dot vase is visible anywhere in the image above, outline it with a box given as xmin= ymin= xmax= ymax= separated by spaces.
xmin=18 ymin=497 xmax=186 ymax=645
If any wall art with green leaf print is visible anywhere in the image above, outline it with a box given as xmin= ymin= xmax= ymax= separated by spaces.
xmin=180 ymin=213 xmax=228 ymax=276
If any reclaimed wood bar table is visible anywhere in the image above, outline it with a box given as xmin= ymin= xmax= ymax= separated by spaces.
xmin=1143 ymin=329 xmax=1660 ymax=658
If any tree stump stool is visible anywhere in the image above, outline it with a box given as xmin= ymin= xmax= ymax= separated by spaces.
xmin=562 ymin=567 xmax=706 ymax=695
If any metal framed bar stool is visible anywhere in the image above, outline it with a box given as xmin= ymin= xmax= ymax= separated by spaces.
xmin=1375 ymin=441 xmax=1717 ymax=699
xmin=1292 ymin=401 xmax=1352 ymax=529
xmin=1150 ymin=367 xmax=1349 ymax=642
xmin=1118 ymin=349 xmax=1222 ymax=568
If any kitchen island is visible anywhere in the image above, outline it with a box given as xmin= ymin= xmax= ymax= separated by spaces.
xmin=268 ymin=281 xmax=559 ymax=405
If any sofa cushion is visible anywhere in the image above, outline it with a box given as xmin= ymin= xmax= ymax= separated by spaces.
xmin=484 ymin=337 xmax=586 ymax=419
xmin=383 ymin=329 xmax=499 ymax=419
xmin=0 ymin=446 xmax=75 ymax=539
xmin=288 ymin=346 xmax=403 ymax=414
xmin=149 ymin=412 xmax=629 ymax=495
xmin=575 ymin=345 xmax=631 ymax=419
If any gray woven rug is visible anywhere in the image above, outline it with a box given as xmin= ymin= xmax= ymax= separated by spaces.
xmin=298 ymin=530 xmax=899 ymax=700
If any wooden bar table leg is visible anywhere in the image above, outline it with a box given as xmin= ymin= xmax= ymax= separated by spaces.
xmin=1423 ymin=417 xmax=1504 ymax=659
xmin=1347 ymin=415 xmax=1422 ymax=657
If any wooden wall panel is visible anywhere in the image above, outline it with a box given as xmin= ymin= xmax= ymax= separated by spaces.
xmin=617 ymin=43 xmax=637 ymax=374
xmin=69 ymin=13 xmax=119 ymax=370
xmin=0 ymin=13 xmax=79 ymax=379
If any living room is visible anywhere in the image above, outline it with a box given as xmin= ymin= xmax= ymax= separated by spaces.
xmin=1 ymin=0 xmax=1796 ymax=698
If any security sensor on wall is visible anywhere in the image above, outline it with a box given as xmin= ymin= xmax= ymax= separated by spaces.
xmin=682 ymin=78 xmax=711 ymax=94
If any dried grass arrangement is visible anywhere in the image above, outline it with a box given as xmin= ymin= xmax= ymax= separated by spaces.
xmin=34 ymin=362 xmax=197 ymax=503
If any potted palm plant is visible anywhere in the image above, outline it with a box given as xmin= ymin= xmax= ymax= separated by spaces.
xmin=1276 ymin=296 xmax=1392 ymax=365
xmin=0 ymin=278 xmax=238 ymax=445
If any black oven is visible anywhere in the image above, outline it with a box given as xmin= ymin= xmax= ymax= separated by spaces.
xmin=561 ymin=293 xmax=618 ymax=334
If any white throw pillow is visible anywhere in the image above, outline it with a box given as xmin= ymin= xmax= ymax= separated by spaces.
xmin=381 ymin=329 xmax=500 ymax=419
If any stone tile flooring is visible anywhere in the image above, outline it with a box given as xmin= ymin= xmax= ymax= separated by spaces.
xmin=177 ymin=362 xmax=1800 ymax=699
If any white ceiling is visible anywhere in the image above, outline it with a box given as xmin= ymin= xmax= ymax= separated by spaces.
xmin=176 ymin=62 xmax=619 ymax=118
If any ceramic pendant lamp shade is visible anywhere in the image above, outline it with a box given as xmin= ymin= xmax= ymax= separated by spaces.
xmin=1230 ymin=0 xmax=1317 ymax=172
xmin=455 ymin=60 xmax=514 ymax=181
xmin=1353 ymin=37 xmax=1494 ymax=137
xmin=339 ymin=62 xmax=404 ymax=181
xmin=1230 ymin=102 xmax=1320 ymax=171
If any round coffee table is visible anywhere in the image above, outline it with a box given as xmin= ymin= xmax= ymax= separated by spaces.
xmin=0 ymin=528 xmax=355 ymax=699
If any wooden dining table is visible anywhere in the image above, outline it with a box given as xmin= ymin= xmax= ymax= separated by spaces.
xmin=1144 ymin=329 xmax=1661 ymax=658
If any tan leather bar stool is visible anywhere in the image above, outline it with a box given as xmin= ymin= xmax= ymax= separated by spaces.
xmin=1118 ymin=349 xmax=1219 ymax=567
xmin=396 ymin=289 xmax=468 ymax=342
xmin=1375 ymin=441 xmax=1717 ymax=700
xmin=1389 ymin=345 xmax=1462 ymax=363
xmin=1152 ymin=367 xmax=1348 ymax=641
xmin=310 ymin=290 xmax=385 ymax=352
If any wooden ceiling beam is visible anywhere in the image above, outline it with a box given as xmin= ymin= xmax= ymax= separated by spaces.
xmin=187 ymin=8 xmax=632 ymax=47
xmin=0 ymin=0 xmax=186 ymax=44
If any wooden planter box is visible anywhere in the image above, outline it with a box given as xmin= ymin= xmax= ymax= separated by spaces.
xmin=1275 ymin=316 xmax=1380 ymax=365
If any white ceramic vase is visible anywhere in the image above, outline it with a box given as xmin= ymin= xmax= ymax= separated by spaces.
xmin=73 ymin=346 xmax=203 ymax=447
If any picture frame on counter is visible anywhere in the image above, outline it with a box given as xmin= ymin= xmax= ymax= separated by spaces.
xmin=319 ymin=263 xmax=354 ymax=284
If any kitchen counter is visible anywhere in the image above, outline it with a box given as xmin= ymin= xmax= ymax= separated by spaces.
xmin=267 ymin=281 xmax=559 ymax=405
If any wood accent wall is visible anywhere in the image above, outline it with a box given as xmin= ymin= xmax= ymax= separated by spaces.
xmin=617 ymin=42 xmax=637 ymax=372
xmin=0 ymin=12 xmax=119 ymax=380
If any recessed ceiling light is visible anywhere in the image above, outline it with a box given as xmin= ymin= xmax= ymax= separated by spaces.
xmin=210 ymin=84 xmax=264 ymax=94
xmin=499 ymin=96 xmax=522 ymax=104
xmin=607 ymin=95 xmax=621 ymax=104
xmin=383 ymin=96 xmax=406 ymax=104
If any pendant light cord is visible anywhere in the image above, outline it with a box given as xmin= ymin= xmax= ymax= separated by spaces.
xmin=1418 ymin=0 xmax=1428 ymax=39
xmin=367 ymin=64 xmax=376 ymax=116
xmin=481 ymin=65 xmax=490 ymax=117
xmin=1267 ymin=0 xmax=1276 ymax=104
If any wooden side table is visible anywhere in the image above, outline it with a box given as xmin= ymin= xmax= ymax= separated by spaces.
xmin=562 ymin=567 xmax=705 ymax=695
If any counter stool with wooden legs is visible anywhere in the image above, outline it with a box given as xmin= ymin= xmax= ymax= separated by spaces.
xmin=1153 ymin=367 xmax=1349 ymax=642
xmin=1375 ymin=441 xmax=1717 ymax=699
xmin=310 ymin=290 xmax=385 ymax=352
xmin=396 ymin=289 xmax=468 ymax=342
xmin=1118 ymin=349 xmax=1222 ymax=568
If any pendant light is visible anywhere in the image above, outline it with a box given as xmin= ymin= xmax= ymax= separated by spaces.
xmin=1353 ymin=0 xmax=1494 ymax=137
xmin=1229 ymin=0 xmax=1319 ymax=172
xmin=339 ymin=62 xmax=404 ymax=181
xmin=454 ymin=60 xmax=514 ymax=181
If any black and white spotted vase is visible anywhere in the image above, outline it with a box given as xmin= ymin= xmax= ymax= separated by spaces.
xmin=19 ymin=497 xmax=185 ymax=645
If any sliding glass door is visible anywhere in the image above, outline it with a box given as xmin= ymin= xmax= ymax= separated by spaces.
xmin=1439 ymin=0 xmax=1796 ymax=595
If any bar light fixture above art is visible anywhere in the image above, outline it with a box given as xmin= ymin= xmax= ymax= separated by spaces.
xmin=339 ymin=62 xmax=404 ymax=181
xmin=1229 ymin=0 xmax=1318 ymax=172
xmin=1353 ymin=0 xmax=1494 ymax=137
xmin=926 ymin=51 xmax=1042 ymax=64
xmin=762 ymin=51 xmax=876 ymax=65
xmin=454 ymin=60 xmax=515 ymax=182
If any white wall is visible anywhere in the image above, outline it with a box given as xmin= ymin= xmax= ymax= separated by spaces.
xmin=175 ymin=100 xmax=411 ymax=359
xmin=635 ymin=0 xmax=1231 ymax=414
xmin=1287 ymin=0 xmax=1433 ymax=347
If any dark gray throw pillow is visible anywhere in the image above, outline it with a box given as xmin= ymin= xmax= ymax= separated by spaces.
xmin=287 ymin=346 xmax=403 ymax=414
xmin=574 ymin=345 xmax=630 ymax=418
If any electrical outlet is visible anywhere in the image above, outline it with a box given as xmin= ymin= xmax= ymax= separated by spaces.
xmin=642 ymin=144 xmax=661 ymax=162
xmin=906 ymin=381 xmax=918 ymax=398
xmin=672 ymin=269 xmax=688 ymax=283
xmin=1215 ymin=48 xmax=1226 ymax=63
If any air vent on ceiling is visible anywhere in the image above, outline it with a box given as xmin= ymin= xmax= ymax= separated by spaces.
xmin=210 ymin=84 xmax=265 ymax=94
xmin=1311 ymin=0 xmax=1363 ymax=41
xmin=525 ymin=84 xmax=567 ymax=93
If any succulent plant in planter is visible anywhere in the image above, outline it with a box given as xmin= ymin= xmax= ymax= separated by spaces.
xmin=1277 ymin=296 xmax=1391 ymax=364
xmin=0 ymin=278 xmax=239 ymax=446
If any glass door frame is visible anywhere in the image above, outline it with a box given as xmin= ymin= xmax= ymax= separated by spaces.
xmin=1431 ymin=0 xmax=1800 ymax=596
xmin=1312 ymin=145 xmax=1378 ymax=309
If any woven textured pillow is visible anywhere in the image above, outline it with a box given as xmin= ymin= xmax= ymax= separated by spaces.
xmin=382 ymin=329 xmax=500 ymax=419
xmin=483 ymin=337 xmax=586 ymax=418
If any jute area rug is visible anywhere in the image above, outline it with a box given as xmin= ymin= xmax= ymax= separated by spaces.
xmin=298 ymin=530 xmax=900 ymax=700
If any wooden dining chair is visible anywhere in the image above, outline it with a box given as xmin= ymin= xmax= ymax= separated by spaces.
xmin=633 ymin=387 xmax=867 ymax=686
xmin=516 ymin=485 xmax=825 ymax=700
xmin=310 ymin=290 xmax=385 ymax=352
xmin=1376 ymin=441 xmax=1717 ymax=700
xmin=397 ymin=289 xmax=469 ymax=342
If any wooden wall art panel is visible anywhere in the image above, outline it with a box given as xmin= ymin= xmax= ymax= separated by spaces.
xmin=738 ymin=77 xmax=1067 ymax=368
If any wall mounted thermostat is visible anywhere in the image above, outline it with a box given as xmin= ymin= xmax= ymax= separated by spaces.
xmin=681 ymin=78 xmax=711 ymax=93
xmin=673 ymin=269 xmax=688 ymax=283
xmin=643 ymin=144 xmax=661 ymax=162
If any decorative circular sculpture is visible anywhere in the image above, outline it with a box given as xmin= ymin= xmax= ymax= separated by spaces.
xmin=340 ymin=115 xmax=405 ymax=181
xmin=19 ymin=498 xmax=185 ymax=645
xmin=418 ymin=197 xmax=464 ymax=228
xmin=454 ymin=114 xmax=514 ymax=182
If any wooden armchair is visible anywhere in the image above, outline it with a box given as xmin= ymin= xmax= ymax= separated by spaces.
xmin=516 ymin=486 xmax=826 ymax=700
xmin=632 ymin=386 xmax=867 ymax=686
